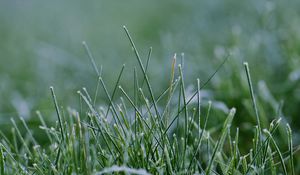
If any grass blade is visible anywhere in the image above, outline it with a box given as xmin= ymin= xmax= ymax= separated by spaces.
xmin=243 ymin=62 xmax=261 ymax=132
xmin=0 ymin=145 xmax=4 ymax=175
xmin=263 ymin=129 xmax=287 ymax=175
xmin=206 ymin=108 xmax=236 ymax=174
xmin=286 ymin=124 xmax=295 ymax=175
xmin=123 ymin=25 xmax=161 ymax=120
xmin=50 ymin=86 xmax=65 ymax=142
xmin=82 ymin=41 xmax=101 ymax=77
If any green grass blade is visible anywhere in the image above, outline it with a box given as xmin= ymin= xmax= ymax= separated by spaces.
xmin=206 ymin=108 xmax=236 ymax=174
xmin=104 ymin=64 xmax=126 ymax=118
xmin=263 ymin=129 xmax=287 ymax=175
xmin=141 ymin=47 xmax=152 ymax=88
xmin=188 ymin=101 xmax=211 ymax=171
xmin=19 ymin=117 xmax=38 ymax=146
xmin=0 ymin=145 xmax=4 ymax=175
xmin=36 ymin=111 xmax=53 ymax=143
xmin=11 ymin=118 xmax=32 ymax=157
xmin=123 ymin=26 xmax=161 ymax=120
xmin=243 ymin=62 xmax=261 ymax=132
xmin=78 ymin=91 xmax=121 ymax=156
xmin=119 ymin=86 xmax=163 ymax=149
xmin=161 ymin=54 xmax=230 ymax=136
xmin=50 ymin=86 xmax=65 ymax=142
xmin=99 ymin=77 xmax=126 ymax=135
xmin=82 ymin=41 xmax=101 ymax=77
xmin=286 ymin=124 xmax=295 ymax=175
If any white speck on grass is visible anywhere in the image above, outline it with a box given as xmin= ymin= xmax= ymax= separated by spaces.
xmin=95 ymin=165 xmax=152 ymax=175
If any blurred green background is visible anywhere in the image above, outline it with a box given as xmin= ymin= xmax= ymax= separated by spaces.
xmin=0 ymin=0 xmax=300 ymax=148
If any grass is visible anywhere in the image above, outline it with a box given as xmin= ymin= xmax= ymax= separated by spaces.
xmin=0 ymin=27 xmax=299 ymax=174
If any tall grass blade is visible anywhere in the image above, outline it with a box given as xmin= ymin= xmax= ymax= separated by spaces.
xmin=243 ymin=62 xmax=261 ymax=132
xmin=50 ymin=86 xmax=65 ymax=141
xmin=206 ymin=108 xmax=236 ymax=174
xmin=123 ymin=25 xmax=161 ymax=119
xmin=104 ymin=64 xmax=126 ymax=118
xmin=82 ymin=41 xmax=101 ymax=77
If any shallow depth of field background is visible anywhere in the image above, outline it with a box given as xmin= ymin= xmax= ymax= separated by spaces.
xmin=0 ymin=0 xmax=300 ymax=148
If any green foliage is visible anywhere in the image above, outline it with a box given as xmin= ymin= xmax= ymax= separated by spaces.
xmin=0 ymin=28 xmax=298 ymax=174
xmin=0 ymin=1 xmax=300 ymax=173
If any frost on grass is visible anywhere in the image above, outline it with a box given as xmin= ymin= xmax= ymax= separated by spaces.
xmin=0 ymin=28 xmax=297 ymax=175
xmin=95 ymin=165 xmax=151 ymax=175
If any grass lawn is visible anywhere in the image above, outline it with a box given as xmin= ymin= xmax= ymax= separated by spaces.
xmin=0 ymin=1 xmax=300 ymax=174
xmin=0 ymin=26 xmax=298 ymax=174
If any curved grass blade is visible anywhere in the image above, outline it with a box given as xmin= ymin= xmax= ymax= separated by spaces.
xmin=263 ymin=129 xmax=287 ymax=175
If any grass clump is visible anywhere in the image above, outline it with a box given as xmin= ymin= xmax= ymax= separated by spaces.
xmin=0 ymin=27 xmax=298 ymax=174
